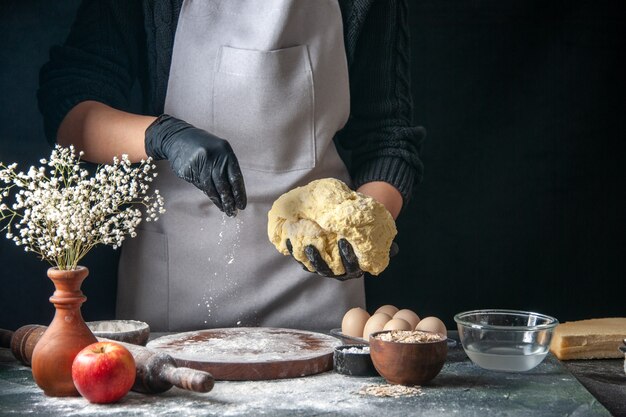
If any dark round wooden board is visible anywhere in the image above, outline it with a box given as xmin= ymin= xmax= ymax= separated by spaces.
xmin=146 ymin=327 xmax=341 ymax=380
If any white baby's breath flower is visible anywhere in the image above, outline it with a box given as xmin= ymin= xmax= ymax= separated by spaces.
xmin=0 ymin=144 xmax=165 ymax=270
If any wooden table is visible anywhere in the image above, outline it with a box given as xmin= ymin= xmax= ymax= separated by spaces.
xmin=0 ymin=332 xmax=623 ymax=417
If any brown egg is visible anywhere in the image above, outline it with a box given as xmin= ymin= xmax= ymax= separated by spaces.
xmin=362 ymin=313 xmax=392 ymax=339
xmin=415 ymin=316 xmax=447 ymax=337
xmin=374 ymin=304 xmax=399 ymax=317
xmin=341 ymin=307 xmax=370 ymax=338
xmin=383 ymin=318 xmax=412 ymax=331
xmin=393 ymin=309 xmax=421 ymax=329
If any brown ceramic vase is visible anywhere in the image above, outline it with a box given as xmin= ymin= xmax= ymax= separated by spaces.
xmin=31 ymin=266 xmax=97 ymax=396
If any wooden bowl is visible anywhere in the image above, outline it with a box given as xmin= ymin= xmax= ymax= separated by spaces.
xmin=369 ymin=330 xmax=447 ymax=385
xmin=86 ymin=320 xmax=150 ymax=346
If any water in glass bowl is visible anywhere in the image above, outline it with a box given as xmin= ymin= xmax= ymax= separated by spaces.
xmin=464 ymin=341 xmax=548 ymax=372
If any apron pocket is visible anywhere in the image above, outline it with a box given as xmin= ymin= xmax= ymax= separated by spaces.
xmin=212 ymin=45 xmax=315 ymax=173
xmin=117 ymin=229 xmax=169 ymax=330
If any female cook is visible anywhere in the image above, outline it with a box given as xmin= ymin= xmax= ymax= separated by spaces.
xmin=37 ymin=0 xmax=424 ymax=331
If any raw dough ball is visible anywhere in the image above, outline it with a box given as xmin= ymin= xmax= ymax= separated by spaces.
xmin=362 ymin=313 xmax=392 ymax=339
xmin=393 ymin=309 xmax=421 ymax=329
xmin=383 ymin=318 xmax=412 ymax=331
xmin=415 ymin=316 xmax=447 ymax=337
xmin=267 ymin=178 xmax=397 ymax=275
xmin=374 ymin=305 xmax=399 ymax=316
xmin=341 ymin=307 xmax=370 ymax=338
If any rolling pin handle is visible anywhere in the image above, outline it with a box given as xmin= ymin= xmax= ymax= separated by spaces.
xmin=10 ymin=325 xmax=47 ymax=366
xmin=161 ymin=365 xmax=215 ymax=393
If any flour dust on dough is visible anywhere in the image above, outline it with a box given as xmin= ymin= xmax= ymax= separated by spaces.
xmin=267 ymin=178 xmax=397 ymax=276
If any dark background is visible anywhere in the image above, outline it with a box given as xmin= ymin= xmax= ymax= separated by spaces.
xmin=0 ymin=1 xmax=624 ymax=331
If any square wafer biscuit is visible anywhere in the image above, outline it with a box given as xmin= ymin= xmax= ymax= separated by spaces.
xmin=550 ymin=318 xmax=626 ymax=360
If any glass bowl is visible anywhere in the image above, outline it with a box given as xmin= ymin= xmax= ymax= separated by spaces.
xmin=454 ymin=309 xmax=558 ymax=372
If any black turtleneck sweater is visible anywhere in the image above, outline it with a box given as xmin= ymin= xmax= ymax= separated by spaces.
xmin=38 ymin=0 xmax=425 ymax=202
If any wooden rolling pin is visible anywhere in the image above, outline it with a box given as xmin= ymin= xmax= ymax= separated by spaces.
xmin=0 ymin=326 xmax=214 ymax=394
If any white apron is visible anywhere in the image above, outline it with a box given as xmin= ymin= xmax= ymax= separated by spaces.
xmin=117 ymin=0 xmax=365 ymax=331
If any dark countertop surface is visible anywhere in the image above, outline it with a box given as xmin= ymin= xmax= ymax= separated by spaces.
xmin=562 ymin=357 xmax=626 ymax=417
xmin=0 ymin=331 xmax=624 ymax=417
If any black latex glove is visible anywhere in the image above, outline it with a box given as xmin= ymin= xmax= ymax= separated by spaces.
xmin=286 ymin=239 xmax=399 ymax=282
xmin=145 ymin=114 xmax=246 ymax=216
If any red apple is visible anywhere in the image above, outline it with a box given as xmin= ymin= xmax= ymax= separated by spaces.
xmin=71 ymin=341 xmax=136 ymax=404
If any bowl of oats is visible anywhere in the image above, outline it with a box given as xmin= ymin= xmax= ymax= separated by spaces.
xmin=369 ymin=330 xmax=447 ymax=385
